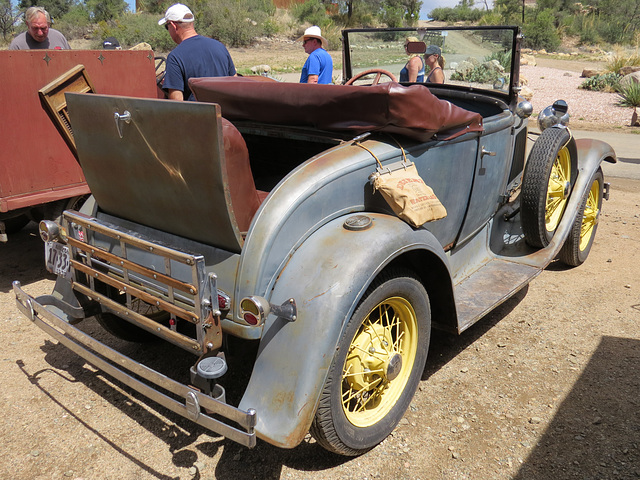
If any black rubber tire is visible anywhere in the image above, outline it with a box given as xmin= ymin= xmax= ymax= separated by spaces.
xmin=310 ymin=269 xmax=431 ymax=456
xmin=558 ymin=167 xmax=604 ymax=267
xmin=2 ymin=215 xmax=30 ymax=234
xmin=521 ymin=127 xmax=578 ymax=248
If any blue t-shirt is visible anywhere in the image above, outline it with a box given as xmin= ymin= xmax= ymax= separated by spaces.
xmin=164 ymin=35 xmax=236 ymax=101
xmin=300 ymin=48 xmax=333 ymax=84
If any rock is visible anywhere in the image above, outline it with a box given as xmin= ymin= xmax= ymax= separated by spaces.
xmin=619 ymin=66 xmax=640 ymax=76
xmin=455 ymin=60 xmax=475 ymax=78
xmin=581 ymin=68 xmax=605 ymax=78
xmin=520 ymin=53 xmax=536 ymax=66
xmin=529 ymin=416 xmax=542 ymax=424
xmin=519 ymin=74 xmax=529 ymax=86
xmin=618 ymin=72 xmax=640 ymax=89
xmin=251 ymin=64 xmax=272 ymax=74
xmin=129 ymin=42 xmax=152 ymax=51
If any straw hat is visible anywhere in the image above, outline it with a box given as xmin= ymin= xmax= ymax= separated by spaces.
xmin=298 ymin=25 xmax=328 ymax=50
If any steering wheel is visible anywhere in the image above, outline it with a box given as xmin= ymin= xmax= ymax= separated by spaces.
xmin=154 ymin=56 xmax=166 ymax=87
xmin=345 ymin=68 xmax=398 ymax=86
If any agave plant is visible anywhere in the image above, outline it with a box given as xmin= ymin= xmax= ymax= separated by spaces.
xmin=617 ymin=81 xmax=640 ymax=126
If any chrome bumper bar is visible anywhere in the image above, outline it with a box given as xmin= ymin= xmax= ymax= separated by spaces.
xmin=13 ymin=281 xmax=257 ymax=448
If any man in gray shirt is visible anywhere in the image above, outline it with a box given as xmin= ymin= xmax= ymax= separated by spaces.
xmin=9 ymin=6 xmax=70 ymax=50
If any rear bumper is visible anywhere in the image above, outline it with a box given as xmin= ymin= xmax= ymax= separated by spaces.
xmin=13 ymin=281 xmax=257 ymax=448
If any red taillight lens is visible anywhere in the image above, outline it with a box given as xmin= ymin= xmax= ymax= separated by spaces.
xmin=217 ymin=293 xmax=229 ymax=310
xmin=243 ymin=312 xmax=259 ymax=325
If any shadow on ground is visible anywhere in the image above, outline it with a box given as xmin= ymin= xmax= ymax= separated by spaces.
xmin=513 ymin=335 xmax=640 ymax=479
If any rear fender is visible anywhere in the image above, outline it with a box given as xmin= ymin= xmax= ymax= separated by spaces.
xmin=238 ymin=213 xmax=452 ymax=448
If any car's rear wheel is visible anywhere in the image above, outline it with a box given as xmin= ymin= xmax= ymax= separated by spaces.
xmin=310 ymin=269 xmax=430 ymax=456
xmin=521 ymin=127 xmax=578 ymax=248
xmin=558 ymin=167 xmax=603 ymax=266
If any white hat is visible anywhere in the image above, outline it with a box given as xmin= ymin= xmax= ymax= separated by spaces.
xmin=298 ymin=25 xmax=328 ymax=50
xmin=158 ymin=3 xmax=194 ymax=25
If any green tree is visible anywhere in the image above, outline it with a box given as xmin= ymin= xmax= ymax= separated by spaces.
xmin=18 ymin=0 xmax=73 ymax=20
xmin=493 ymin=0 xmax=521 ymax=24
xmin=523 ymin=7 xmax=561 ymax=50
xmin=86 ymin=0 xmax=128 ymax=22
xmin=0 ymin=0 xmax=19 ymax=39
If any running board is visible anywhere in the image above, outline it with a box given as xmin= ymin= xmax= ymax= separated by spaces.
xmin=454 ymin=258 xmax=541 ymax=333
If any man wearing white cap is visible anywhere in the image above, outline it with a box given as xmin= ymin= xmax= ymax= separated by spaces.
xmin=159 ymin=3 xmax=236 ymax=101
xmin=298 ymin=26 xmax=333 ymax=84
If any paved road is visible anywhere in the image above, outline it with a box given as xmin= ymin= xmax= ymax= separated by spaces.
xmin=572 ymin=130 xmax=640 ymax=180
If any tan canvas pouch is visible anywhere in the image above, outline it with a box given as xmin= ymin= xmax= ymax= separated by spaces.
xmin=371 ymin=163 xmax=447 ymax=227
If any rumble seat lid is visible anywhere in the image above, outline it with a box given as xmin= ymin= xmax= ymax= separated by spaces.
xmin=66 ymin=93 xmax=259 ymax=253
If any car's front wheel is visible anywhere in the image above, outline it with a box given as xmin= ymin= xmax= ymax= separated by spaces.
xmin=558 ymin=167 xmax=604 ymax=266
xmin=521 ymin=127 xmax=578 ymax=248
xmin=310 ymin=269 xmax=431 ymax=456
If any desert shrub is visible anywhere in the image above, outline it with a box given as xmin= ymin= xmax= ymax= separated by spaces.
xmin=579 ymin=72 xmax=622 ymax=92
xmin=197 ymin=0 xmax=274 ymax=47
xmin=95 ymin=12 xmax=174 ymax=51
xmin=522 ymin=8 xmax=561 ymax=51
xmin=291 ymin=0 xmax=331 ymax=28
xmin=429 ymin=5 xmax=483 ymax=23
xmin=606 ymin=52 xmax=640 ymax=73
xmin=450 ymin=64 xmax=503 ymax=83
xmin=485 ymin=50 xmax=511 ymax=71
xmin=617 ymin=81 xmax=640 ymax=107
xmin=56 ymin=4 xmax=91 ymax=40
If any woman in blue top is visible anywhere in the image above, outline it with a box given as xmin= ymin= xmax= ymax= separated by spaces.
xmin=424 ymin=45 xmax=445 ymax=84
xmin=399 ymin=37 xmax=425 ymax=83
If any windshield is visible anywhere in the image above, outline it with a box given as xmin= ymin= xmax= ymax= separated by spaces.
xmin=342 ymin=26 xmax=518 ymax=100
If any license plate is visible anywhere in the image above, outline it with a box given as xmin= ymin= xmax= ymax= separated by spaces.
xmin=45 ymin=242 xmax=70 ymax=277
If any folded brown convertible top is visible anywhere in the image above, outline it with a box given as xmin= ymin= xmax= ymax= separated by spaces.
xmin=189 ymin=77 xmax=483 ymax=142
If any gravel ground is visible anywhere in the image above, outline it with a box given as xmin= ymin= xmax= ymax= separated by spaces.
xmin=520 ymin=63 xmax=634 ymax=132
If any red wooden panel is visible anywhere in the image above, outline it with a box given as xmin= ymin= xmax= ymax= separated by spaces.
xmin=0 ymin=50 xmax=159 ymax=212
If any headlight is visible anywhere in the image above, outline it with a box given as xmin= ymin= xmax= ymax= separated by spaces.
xmin=538 ymin=99 xmax=570 ymax=131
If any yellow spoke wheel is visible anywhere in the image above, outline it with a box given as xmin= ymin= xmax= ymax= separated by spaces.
xmin=522 ymin=127 xmax=578 ymax=248
xmin=342 ymin=296 xmax=418 ymax=427
xmin=559 ymin=168 xmax=604 ymax=267
xmin=310 ymin=270 xmax=430 ymax=456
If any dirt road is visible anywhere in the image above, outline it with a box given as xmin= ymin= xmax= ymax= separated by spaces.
xmin=1 ymin=168 xmax=639 ymax=480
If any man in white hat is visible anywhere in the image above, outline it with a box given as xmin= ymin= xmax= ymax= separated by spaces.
xmin=298 ymin=26 xmax=333 ymax=84
xmin=159 ymin=3 xmax=236 ymax=101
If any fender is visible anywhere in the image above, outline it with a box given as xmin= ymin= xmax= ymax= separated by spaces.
xmin=238 ymin=213 xmax=452 ymax=448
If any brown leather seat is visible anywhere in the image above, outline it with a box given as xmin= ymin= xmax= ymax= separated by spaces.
xmin=220 ymin=118 xmax=268 ymax=234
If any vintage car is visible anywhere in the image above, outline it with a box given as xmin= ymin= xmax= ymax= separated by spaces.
xmin=14 ymin=25 xmax=616 ymax=456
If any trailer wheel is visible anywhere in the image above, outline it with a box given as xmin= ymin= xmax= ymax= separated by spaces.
xmin=558 ymin=167 xmax=603 ymax=266
xmin=310 ymin=269 xmax=430 ymax=456
xmin=521 ymin=127 xmax=578 ymax=248
xmin=2 ymin=215 xmax=30 ymax=234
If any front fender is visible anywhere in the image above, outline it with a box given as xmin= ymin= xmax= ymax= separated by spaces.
xmin=238 ymin=213 xmax=450 ymax=448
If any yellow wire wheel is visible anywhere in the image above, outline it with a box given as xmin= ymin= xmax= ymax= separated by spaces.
xmin=341 ymin=296 xmax=418 ymax=427
xmin=559 ymin=167 xmax=604 ymax=266
xmin=310 ymin=269 xmax=430 ymax=456
xmin=522 ymin=127 xmax=578 ymax=248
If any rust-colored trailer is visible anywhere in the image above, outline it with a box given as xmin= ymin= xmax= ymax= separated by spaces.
xmin=0 ymin=49 xmax=160 ymax=240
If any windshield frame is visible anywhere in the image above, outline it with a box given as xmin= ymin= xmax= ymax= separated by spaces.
xmin=341 ymin=25 xmax=522 ymax=109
